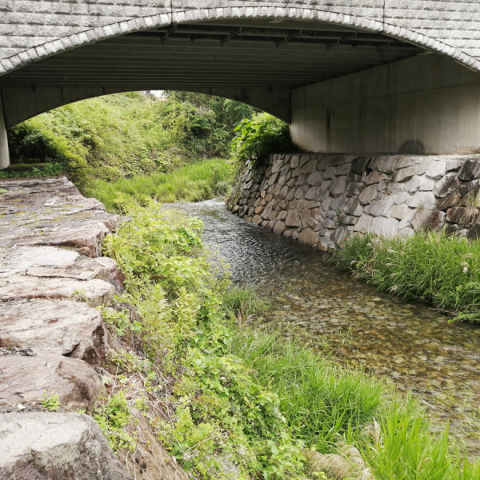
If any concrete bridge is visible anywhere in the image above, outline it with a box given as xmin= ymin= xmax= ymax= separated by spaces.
xmin=2 ymin=1 xmax=480 ymax=168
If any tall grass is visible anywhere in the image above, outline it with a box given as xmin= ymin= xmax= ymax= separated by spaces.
xmin=83 ymin=158 xmax=233 ymax=212
xmin=222 ymin=285 xmax=480 ymax=478
xmin=334 ymin=232 xmax=480 ymax=321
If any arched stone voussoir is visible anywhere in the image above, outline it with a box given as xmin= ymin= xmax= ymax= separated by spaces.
xmin=1 ymin=4 xmax=480 ymax=77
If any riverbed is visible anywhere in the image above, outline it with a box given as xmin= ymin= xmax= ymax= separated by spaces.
xmin=166 ymin=198 xmax=480 ymax=453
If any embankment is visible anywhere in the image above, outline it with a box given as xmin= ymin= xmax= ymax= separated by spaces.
xmin=228 ymin=154 xmax=480 ymax=249
xmin=0 ymin=177 xmax=186 ymax=480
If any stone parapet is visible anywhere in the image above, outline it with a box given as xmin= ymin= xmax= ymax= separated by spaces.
xmin=228 ymin=153 xmax=480 ymax=250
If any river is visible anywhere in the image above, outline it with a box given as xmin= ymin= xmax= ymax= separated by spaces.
xmin=166 ymin=198 xmax=480 ymax=453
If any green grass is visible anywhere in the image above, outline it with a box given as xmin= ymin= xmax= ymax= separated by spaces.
xmin=83 ymin=158 xmax=233 ymax=212
xmin=334 ymin=231 xmax=480 ymax=321
xmin=222 ymin=285 xmax=480 ymax=479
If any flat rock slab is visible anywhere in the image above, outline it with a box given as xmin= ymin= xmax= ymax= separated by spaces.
xmin=0 ymin=301 xmax=105 ymax=366
xmin=0 ymin=246 xmax=124 ymax=293
xmin=0 ymin=354 xmax=105 ymax=411
xmin=0 ymin=412 xmax=130 ymax=480
xmin=0 ymin=276 xmax=115 ymax=306
xmin=0 ymin=177 xmax=120 ymax=257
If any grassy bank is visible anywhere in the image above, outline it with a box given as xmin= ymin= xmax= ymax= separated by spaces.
xmin=84 ymin=158 xmax=233 ymax=212
xmin=96 ymin=202 xmax=479 ymax=479
xmin=7 ymin=91 xmax=255 ymax=186
xmin=334 ymin=232 xmax=480 ymax=321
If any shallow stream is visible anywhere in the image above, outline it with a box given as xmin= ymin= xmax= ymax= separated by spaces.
xmin=166 ymin=198 xmax=480 ymax=452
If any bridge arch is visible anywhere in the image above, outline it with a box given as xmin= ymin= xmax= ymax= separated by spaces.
xmin=1 ymin=6 xmax=480 ymax=78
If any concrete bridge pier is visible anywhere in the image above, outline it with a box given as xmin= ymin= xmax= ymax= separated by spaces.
xmin=0 ymin=96 xmax=9 ymax=169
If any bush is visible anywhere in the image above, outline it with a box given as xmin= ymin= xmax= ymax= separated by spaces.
xmin=231 ymin=112 xmax=296 ymax=167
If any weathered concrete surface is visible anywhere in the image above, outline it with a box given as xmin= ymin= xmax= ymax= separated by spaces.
xmin=291 ymin=54 xmax=480 ymax=155
xmin=0 ymin=177 xmax=120 ymax=257
xmin=0 ymin=354 xmax=105 ymax=411
xmin=0 ymin=412 xmax=130 ymax=480
xmin=229 ymin=153 xmax=480 ymax=250
xmin=0 ymin=301 xmax=105 ymax=366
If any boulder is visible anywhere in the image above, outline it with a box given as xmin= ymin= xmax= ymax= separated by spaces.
xmin=0 ymin=301 xmax=105 ymax=366
xmin=0 ymin=412 xmax=130 ymax=480
xmin=0 ymin=276 xmax=115 ymax=306
xmin=0 ymin=354 xmax=105 ymax=411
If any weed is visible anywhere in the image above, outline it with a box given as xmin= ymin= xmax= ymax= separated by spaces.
xmin=40 ymin=391 xmax=60 ymax=411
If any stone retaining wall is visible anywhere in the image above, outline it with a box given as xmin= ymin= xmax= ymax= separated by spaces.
xmin=228 ymin=154 xmax=480 ymax=250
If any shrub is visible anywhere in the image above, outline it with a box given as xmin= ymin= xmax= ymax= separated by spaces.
xmin=231 ymin=112 xmax=296 ymax=167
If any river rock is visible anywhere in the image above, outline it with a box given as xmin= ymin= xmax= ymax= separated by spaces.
xmin=0 ymin=412 xmax=130 ymax=480
xmin=0 ymin=301 xmax=105 ymax=366
xmin=0 ymin=276 xmax=115 ymax=306
xmin=0 ymin=354 xmax=105 ymax=410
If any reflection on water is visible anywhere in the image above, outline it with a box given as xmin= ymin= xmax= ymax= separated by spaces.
xmin=165 ymin=198 xmax=480 ymax=452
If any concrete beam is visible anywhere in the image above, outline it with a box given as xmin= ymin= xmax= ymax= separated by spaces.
xmin=0 ymin=95 xmax=10 ymax=169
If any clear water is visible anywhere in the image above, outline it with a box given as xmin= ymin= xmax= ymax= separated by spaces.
xmin=166 ymin=198 xmax=480 ymax=452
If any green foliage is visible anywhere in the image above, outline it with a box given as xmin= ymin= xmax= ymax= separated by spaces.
xmin=8 ymin=92 xmax=256 ymax=185
xmin=101 ymin=307 xmax=142 ymax=337
xmin=85 ymin=158 xmax=233 ymax=212
xmin=231 ymin=112 xmax=296 ymax=167
xmin=0 ymin=162 xmax=66 ymax=179
xmin=40 ymin=391 xmax=60 ymax=412
xmin=334 ymin=232 xmax=480 ymax=321
xmin=221 ymin=284 xmax=271 ymax=320
xmin=94 ymin=391 xmax=137 ymax=453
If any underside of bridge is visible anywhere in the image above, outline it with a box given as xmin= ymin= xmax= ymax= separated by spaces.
xmin=0 ymin=19 xmax=423 ymax=126
xmin=1 ymin=17 xmax=480 ymax=169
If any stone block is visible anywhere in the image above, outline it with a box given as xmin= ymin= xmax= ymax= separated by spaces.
xmin=301 ymin=210 xmax=312 ymax=228
xmin=370 ymin=156 xmax=398 ymax=173
xmin=446 ymin=159 xmax=466 ymax=172
xmin=296 ymin=199 xmax=309 ymax=211
xmin=302 ymin=159 xmax=318 ymax=175
xmin=290 ymin=155 xmax=300 ymax=169
xmin=437 ymin=193 xmax=460 ymax=211
xmin=285 ymin=210 xmax=301 ymax=228
xmin=0 ymin=301 xmax=105 ymax=367
xmin=407 ymin=191 xmax=436 ymax=209
xmin=434 ymin=172 xmax=461 ymax=197
xmin=353 ymin=214 xmax=373 ymax=233
xmin=0 ymin=354 xmax=105 ymax=411
xmin=411 ymin=209 xmax=446 ymax=232
xmin=323 ymin=218 xmax=338 ymax=229
xmin=252 ymin=215 xmax=262 ymax=224
xmin=446 ymin=206 xmax=480 ymax=226
xmin=393 ymin=191 xmax=410 ymax=204
xmin=329 ymin=176 xmax=347 ymax=197
xmin=317 ymin=237 xmax=335 ymax=251
xmin=0 ymin=413 xmax=130 ymax=480
xmin=323 ymin=166 xmax=337 ymax=180
xmin=317 ymin=156 xmax=332 ymax=171
xmin=398 ymin=208 xmax=417 ymax=230
xmin=307 ymin=171 xmax=323 ymax=185
xmin=364 ymin=171 xmax=388 ymax=185
xmin=273 ymin=221 xmax=286 ymax=234
xmin=332 ymin=227 xmax=348 ymax=247
xmin=368 ymin=196 xmax=395 ymax=217
xmin=370 ymin=217 xmax=400 ymax=237
xmin=336 ymin=162 xmax=352 ymax=176
xmin=459 ymin=159 xmax=480 ymax=181
xmin=305 ymin=187 xmax=318 ymax=200
xmin=297 ymin=228 xmax=318 ymax=245
xmin=319 ymin=179 xmax=332 ymax=191
xmin=322 ymin=196 xmax=333 ymax=211
xmin=394 ymin=166 xmax=418 ymax=183
xmin=391 ymin=204 xmax=411 ymax=220
xmin=359 ymin=184 xmax=378 ymax=205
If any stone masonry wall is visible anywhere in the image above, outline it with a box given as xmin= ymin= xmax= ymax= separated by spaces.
xmin=228 ymin=154 xmax=480 ymax=250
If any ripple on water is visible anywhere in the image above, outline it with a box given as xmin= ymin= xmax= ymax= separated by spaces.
xmin=164 ymin=199 xmax=480 ymax=454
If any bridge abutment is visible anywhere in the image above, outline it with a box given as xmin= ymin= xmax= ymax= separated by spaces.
xmin=290 ymin=54 xmax=480 ymax=155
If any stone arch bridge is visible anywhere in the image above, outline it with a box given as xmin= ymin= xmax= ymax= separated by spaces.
xmin=1 ymin=1 xmax=480 ymax=167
